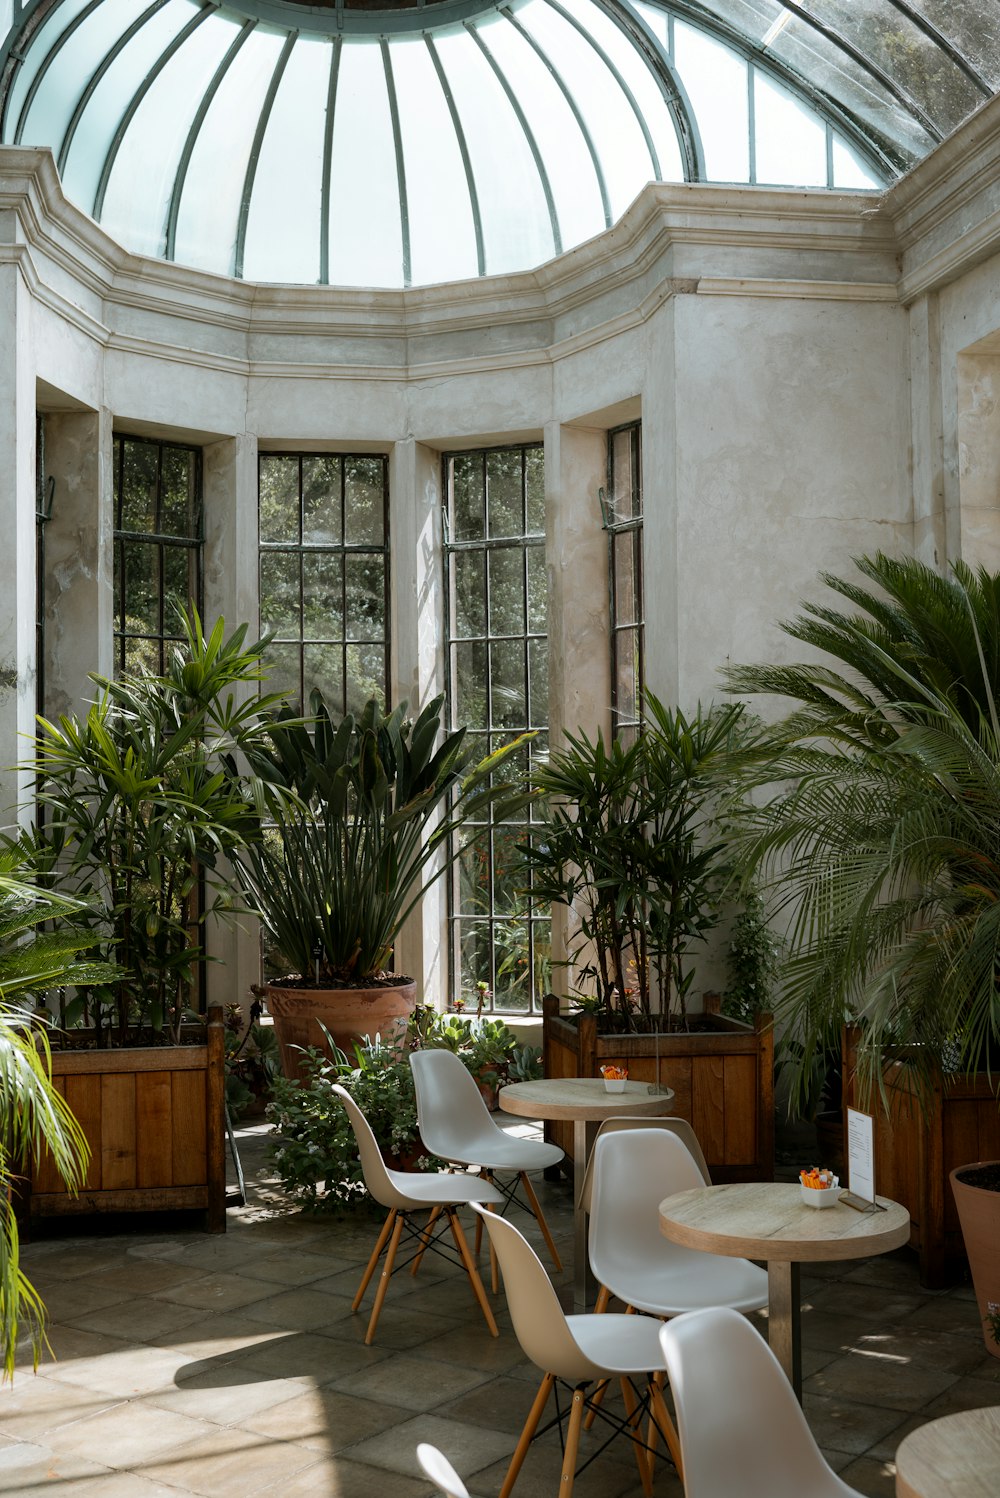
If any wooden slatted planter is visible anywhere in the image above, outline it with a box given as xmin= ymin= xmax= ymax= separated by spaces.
xmin=27 ymin=1006 xmax=227 ymax=1232
xmin=542 ymin=994 xmax=774 ymax=1183
xmin=843 ymin=1026 xmax=1000 ymax=1288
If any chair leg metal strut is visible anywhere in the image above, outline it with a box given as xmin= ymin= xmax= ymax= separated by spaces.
xmin=352 ymin=1207 xmax=500 ymax=1345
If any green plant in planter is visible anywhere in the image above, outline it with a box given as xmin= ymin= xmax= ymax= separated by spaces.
xmin=522 ymin=694 xmax=745 ymax=1033
xmin=0 ymin=860 xmax=117 ymax=1377
xmin=722 ymin=885 xmax=782 ymax=1025
xmin=267 ymin=1030 xmax=427 ymax=1211
xmin=223 ymin=1000 xmax=281 ymax=1118
xmin=7 ymin=612 xmax=283 ymax=1045
xmin=235 ymin=692 xmax=533 ymax=987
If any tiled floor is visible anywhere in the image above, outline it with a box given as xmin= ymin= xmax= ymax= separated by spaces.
xmin=4 ymin=1120 xmax=999 ymax=1497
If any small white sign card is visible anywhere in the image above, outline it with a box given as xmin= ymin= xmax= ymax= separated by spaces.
xmin=843 ymin=1107 xmax=885 ymax=1213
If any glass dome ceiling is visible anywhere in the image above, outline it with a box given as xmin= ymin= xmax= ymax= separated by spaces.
xmin=0 ymin=0 xmax=996 ymax=289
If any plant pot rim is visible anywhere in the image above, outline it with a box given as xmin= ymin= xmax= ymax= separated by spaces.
xmin=263 ymin=974 xmax=416 ymax=992
xmin=951 ymin=1161 xmax=1000 ymax=1186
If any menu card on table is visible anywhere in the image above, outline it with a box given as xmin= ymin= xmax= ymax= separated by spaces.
xmin=842 ymin=1107 xmax=886 ymax=1213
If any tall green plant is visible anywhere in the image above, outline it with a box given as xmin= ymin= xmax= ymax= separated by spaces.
xmin=522 ymin=695 xmax=743 ymax=1032
xmin=11 ymin=612 xmax=284 ymax=1043
xmin=0 ymin=861 xmax=116 ymax=1379
xmin=727 ymin=554 xmax=1000 ymax=1109
xmin=235 ymin=692 xmax=532 ymax=984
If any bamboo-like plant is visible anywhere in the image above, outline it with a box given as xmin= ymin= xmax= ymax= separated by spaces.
xmin=726 ymin=554 xmax=1000 ymax=1109
xmin=0 ymin=860 xmax=116 ymax=1379
xmin=234 ymin=692 xmax=533 ymax=985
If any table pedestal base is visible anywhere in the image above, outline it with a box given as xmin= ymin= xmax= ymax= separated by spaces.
xmin=766 ymin=1260 xmax=801 ymax=1400
xmin=573 ymin=1119 xmax=596 ymax=1309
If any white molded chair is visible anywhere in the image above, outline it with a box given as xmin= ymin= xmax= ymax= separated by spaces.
xmin=332 ymin=1083 xmax=503 ymax=1345
xmin=659 ymin=1307 xmax=864 ymax=1497
xmin=416 ymin=1443 xmax=471 ymax=1498
xmin=578 ymin=1116 xmax=711 ymax=1216
xmin=473 ymin=1204 xmax=682 ymax=1498
xmin=589 ymin=1128 xmax=768 ymax=1318
xmin=410 ymin=1048 xmax=565 ymax=1278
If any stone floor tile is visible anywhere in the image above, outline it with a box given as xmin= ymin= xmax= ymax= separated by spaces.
xmin=0 ymin=1439 xmax=110 ymax=1493
xmin=85 ymin=1256 xmax=196 ymax=1296
xmin=240 ymin=1384 xmax=408 ymax=1451
xmin=147 ymin=1363 xmax=316 ymax=1425
xmin=41 ymin=1341 xmax=198 ymax=1398
xmin=323 ymin=1300 xmax=468 ymax=1352
xmin=807 ymin=1281 xmax=928 ymax=1324
xmin=228 ymin=1328 xmax=389 ymax=1382
xmin=255 ymin=1455 xmax=431 ymax=1498
xmin=418 ymin=1322 xmax=531 ymax=1374
xmin=802 ymin=1392 xmax=917 ymax=1456
xmin=444 ymin=1373 xmax=556 ymax=1436
xmin=0 ymin=1378 xmax=124 ymax=1442
xmin=345 ymin=1411 xmax=514 ymax=1477
xmin=30 ymin=1277 xmax=134 ymax=1323
xmin=66 ymin=1293 xmax=208 ymax=1343
xmin=234 ymin=1248 xmax=345 ymax=1287
xmin=147 ymin=1314 xmax=291 ymax=1362
xmin=806 ymin=1348 xmax=959 ymax=1412
xmin=837 ymin=1453 xmax=899 ymax=1498
xmin=327 ymin=1353 xmax=492 ymax=1413
xmin=40 ymin=1400 xmax=211 ymax=1467
xmin=920 ymin=1371 xmax=1000 ymax=1417
xmin=238 ymin=1285 xmax=356 ymax=1330
xmin=13 ymin=1322 xmax=130 ymax=1374
xmin=156 ymin=1272 xmax=288 ymax=1314
xmin=142 ymin=1426 xmax=321 ymax=1497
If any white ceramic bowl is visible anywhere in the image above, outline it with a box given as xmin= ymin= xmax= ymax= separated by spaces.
xmin=602 ymin=1077 xmax=627 ymax=1093
xmin=800 ymin=1182 xmax=841 ymax=1208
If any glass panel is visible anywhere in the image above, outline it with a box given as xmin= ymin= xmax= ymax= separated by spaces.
xmin=344 ymin=457 xmax=385 ymax=546
xmin=832 ymin=134 xmax=880 ymax=189
xmin=488 ymin=549 xmax=525 ymax=638
xmin=918 ymin=0 xmax=1000 ymax=90
xmin=526 ymin=546 xmax=547 ymax=633
xmin=525 ymin=447 xmax=545 ymax=533
xmin=259 ymin=456 xmax=300 ymax=543
xmin=159 ymin=447 xmax=198 ymax=537
xmin=451 ymin=454 xmax=485 ymax=541
xmin=242 ymin=34 xmax=328 ymax=284
xmin=388 ymin=34 xmax=479 ymax=286
xmin=162 ymin=544 xmax=195 ymax=624
xmin=490 ymin=639 xmax=526 ymax=729
xmin=514 ymin=0 xmax=651 ymax=219
xmin=616 ymin=626 xmax=639 ymax=724
xmin=259 ymin=551 xmax=301 ymax=639
xmin=528 ymin=637 xmax=548 ymax=728
xmin=122 ymin=633 xmax=162 ymax=676
xmin=121 ymin=540 xmax=159 ymax=635
xmin=475 ymin=13 xmax=604 ymax=249
xmin=18 ymin=0 xmax=154 ymax=152
xmin=570 ymin=0 xmax=683 ymax=182
xmin=433 ymin=25 xmax=552 ymax=276
xmin=672 ymin=20 xmax=750 ymax=183
xmin=301 ymin=551 xmax=343 ymax=637
xmin=173 ymin=25 xmax=285 ymax=275
xmin=614 ymin=530 xmax=637 ymax=624
xmin=611 ymin=428 xmax=636 ymax=520
xmin=328 ymin=40 xmax=403 ymax=288
xmin=345 ymin=642 xmax=385 ymax=712
xmin=452 ymin=640 xmax=489 ymax=729
xmin=264 ymin=640 xmax=302 ymax=706
xmin=754 ymin=70 xmax=826 ymax=186
xmin=5 ymin=0 xmax=95 ymax=139
xmin=486 ymin=450 xmax=523 ymax=538
xmin=302 ymin=456 xmax=342 ymax=546
xmin=345 ymin=554 xmax=384 ymax=638
xmin=65 ymin=1 xmax=229 ymax=221
xmin=453 ymin=550 xmax=486 ymax=639
xmin=457 ymin=844 xmax=488 ymax=917
xmin=459 ymin=923 xmax=493 ymax=1005
xmin=304 ymin=641 xmax=344 ymax=715
xmin=119 ymin=439 xmax=157 ymax=531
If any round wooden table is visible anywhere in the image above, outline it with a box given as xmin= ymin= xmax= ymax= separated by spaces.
xmin=500 ymin=1078 xmax=674 ymax=1305
xmin=895 ymin=1405 xmax=1000 ymax=1497
xmin=659 ymin=1182 xmax=909 ymax=1399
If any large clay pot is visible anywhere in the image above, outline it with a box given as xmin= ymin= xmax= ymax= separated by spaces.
xmin=950 ymin=1161 xmax=1000 ymax=1359
xmin=264 ymin=978 xmax=417 ymax=1083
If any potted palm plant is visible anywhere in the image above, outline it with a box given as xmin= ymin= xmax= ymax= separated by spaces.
xmin=727 ymin=553 xmax=1000 ymax=1286
xmin=526 ymin=694 xmax=774 ymax=1182
xmin=234 ymin=691 xmax=531 ymax=1080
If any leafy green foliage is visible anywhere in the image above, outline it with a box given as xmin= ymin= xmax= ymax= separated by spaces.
xmin=522 ymin=694 xmax=745 ymax=1031
xmin=727 ymin=554 xmax=1000 ymax=1111
xmin=723 ymin=885 xmax=782 ymax=1023
xmin=7 ymin=611 xmax=285 ymax=1043
xmin=235 ymin=691 xmax=534 ymax=984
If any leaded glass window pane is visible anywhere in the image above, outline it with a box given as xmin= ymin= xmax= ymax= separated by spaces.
xmin=608 ymin=422 xmax=643 ymax=742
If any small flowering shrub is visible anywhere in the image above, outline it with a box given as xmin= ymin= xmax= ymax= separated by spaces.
xmin=986 ymin=1302 xmax=1000 ymax=1347
xmin=267 ymin=1032 xmax=428 ymax=1212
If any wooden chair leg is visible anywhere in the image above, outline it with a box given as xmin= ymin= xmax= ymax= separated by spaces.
xmin=583 ymin=1376 xmax=609 ymax=1431
xmin=447 ymin=1209 xmax=499 ymax=1337
xmin=365 ymin=1211 xmax=404 ymax=1345
xmin=650 ymin=1378 xmax=684 ymax=1480
xmin=474 ymin=1172 xmax=495 ymax=1258
xmin=645 ymin=1369 xmax=665 ymax=1475
xmin=499 ymin=1372 xmax=554 ymax=1498
xmin=519 ymin=1171 xmax=563 ymax=1274
xmin=353 ymin=1209 xmax=396 ymax=1311
xmin=410 ymin=1204 xmax=443 ymax=1276
xmin=593 ymin=1284 xmax=611 ymax=1314
xmin=558 ymin=1387 xmax=587 ymax=1498
xmin=620 ymin=1378 xmax=653 ymax=1498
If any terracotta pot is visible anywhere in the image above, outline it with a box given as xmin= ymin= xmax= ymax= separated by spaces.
xmin=950 ymin=1161 xmax=1000 ymax=1359
xmin=264 ymin=979 xmax=417 ymax=1084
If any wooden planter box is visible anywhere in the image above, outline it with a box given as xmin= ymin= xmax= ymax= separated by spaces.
xmin=26 ymin=1006 xmax=227 ymax=1233
xmin=542 ymin=994 xmax=774 ymax=1183
xmin=844 ymin=1026 xmax=1000 ymax=1287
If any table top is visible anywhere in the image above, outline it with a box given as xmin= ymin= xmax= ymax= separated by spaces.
xmin=658 ymin=1182 xmax=910 ymax=1263
xmin=498 ymin=1077 xmax=674 ymax=1122
xmin=895 ymin=1405 xmax=1000 ymax=1498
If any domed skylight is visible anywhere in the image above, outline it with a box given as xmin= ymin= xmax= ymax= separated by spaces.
xmin=1 ymin=0 xmax=995 ymax=288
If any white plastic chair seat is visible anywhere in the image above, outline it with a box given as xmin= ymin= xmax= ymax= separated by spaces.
xmin=660 ymin=1306 xmax=864 ymax=1498
xmin=565 ymin=1311 xmax=670 ymax=1375
xmin=601 ymin=1241 xmax=768 ymax=1317
xmin=443 ymin=1129 xmax=564 ymax=1173
xmin=382 ymin=1167 xmax=504 ymax=1211
xmin=410 ymin=1048 xmax=563 ymax=1172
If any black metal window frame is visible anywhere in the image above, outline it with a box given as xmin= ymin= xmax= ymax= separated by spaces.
xmin=442 ymin=441 xmax=549 ymax=1016
xmin=257 ymin=450 xmax=391 ymax=716
xmin=605 ymin=420 xmax=644 ymax=742
xmin=113 ymin=432 xmax=203 ymax=678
